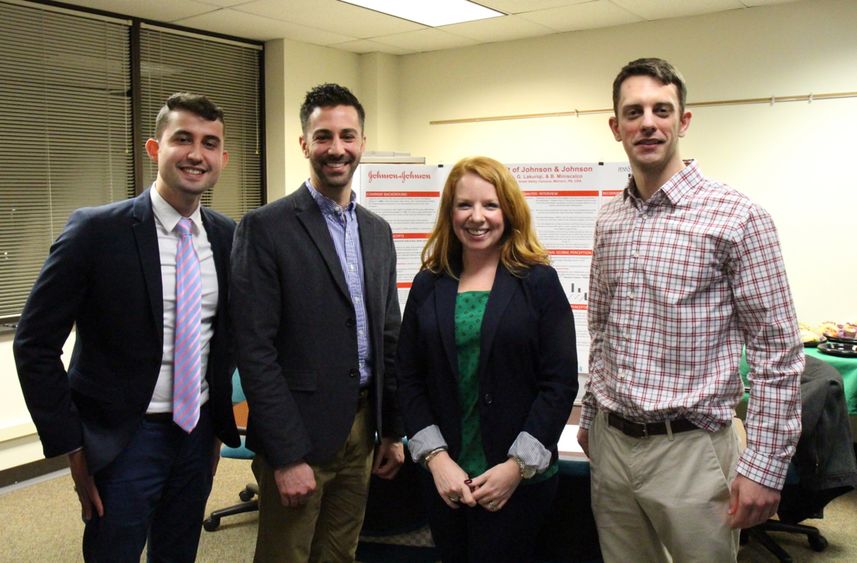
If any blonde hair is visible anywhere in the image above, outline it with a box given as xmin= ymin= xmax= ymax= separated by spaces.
xmin=421 ymin=156 xmax=549 ymax=278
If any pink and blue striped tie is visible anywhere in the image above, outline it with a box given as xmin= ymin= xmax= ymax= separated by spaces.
xmin=173 ymin=217 xmax=201 ymax=433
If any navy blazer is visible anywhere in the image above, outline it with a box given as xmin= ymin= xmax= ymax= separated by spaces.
xmin=396 ymin=264 xmax=578 ymax=467
xmin=14 ymin=190 xmax=240 ymax=473
xmin=230 ymin=184 xmax=402 ymax=468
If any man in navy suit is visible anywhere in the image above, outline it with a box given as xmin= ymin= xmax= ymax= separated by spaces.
xmin=14 ymin=92 xmax=240 ymax=562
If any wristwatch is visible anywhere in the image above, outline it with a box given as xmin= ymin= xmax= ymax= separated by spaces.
xmin=511 ymin=455 xmax=536 ymax=479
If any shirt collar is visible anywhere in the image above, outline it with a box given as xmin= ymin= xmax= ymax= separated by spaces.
xmin=150 ymin=184 xmax=202 ymax=234
xmin=305 ymin=179 xmax=356 ymax=218
xmin=624 ymin=159 xmax=701 ymax=208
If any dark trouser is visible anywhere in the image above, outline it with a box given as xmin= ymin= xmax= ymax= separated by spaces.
xmin=83 ymin=405 xmax=214 ymax=563
xmin=421 ymin=469 xmax=558 ymax=563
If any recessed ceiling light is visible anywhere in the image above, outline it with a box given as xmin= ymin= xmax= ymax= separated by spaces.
xmin=340 ymin=1 xmax=505 ymax=27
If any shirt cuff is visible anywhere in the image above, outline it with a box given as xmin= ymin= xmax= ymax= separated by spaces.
xmin=507 ymin=431 xmax=551 ymax=474
xmin=407 ymin=425 xmax=447 ymax=464
xmin=579 ymin=404 xmax=595 ymax=430
xmin=736 ymin=447 xmax=790 ymax=490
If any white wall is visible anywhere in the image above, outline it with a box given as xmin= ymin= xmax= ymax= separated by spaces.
xmin=0 ymin=332 xmax=75 ymax=471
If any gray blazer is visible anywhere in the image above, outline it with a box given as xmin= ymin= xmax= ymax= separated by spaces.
xmin=230 ymin=183 xmax=402 ymax=467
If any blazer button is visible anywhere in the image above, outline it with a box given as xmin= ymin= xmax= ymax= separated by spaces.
xmin=346 ymin=318 xmax=355 ymax=328
xmin=483 ymin=393 xmax=493 ymax=405
xmin=349 ymin=368 xmax=358 ymax=378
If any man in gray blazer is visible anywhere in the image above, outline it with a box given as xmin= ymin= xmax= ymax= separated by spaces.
xmin=231 ymin=83 xmax=404 ymax=562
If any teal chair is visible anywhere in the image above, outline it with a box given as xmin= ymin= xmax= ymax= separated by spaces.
xmin=203 ymin=370 xmax=258 ymax=531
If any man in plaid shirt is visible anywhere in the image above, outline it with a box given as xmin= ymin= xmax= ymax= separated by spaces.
xmin=577 ymin=58 xmax=803 ymax=562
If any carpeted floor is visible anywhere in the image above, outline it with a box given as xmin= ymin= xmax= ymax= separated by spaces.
xmin=2 ymin=457 xmax=856 ymax=562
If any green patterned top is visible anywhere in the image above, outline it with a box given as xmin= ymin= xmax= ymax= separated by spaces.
xmin=455 ymin=291 xmax=491 ymax=478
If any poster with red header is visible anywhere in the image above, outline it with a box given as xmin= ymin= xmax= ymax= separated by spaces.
xmin=356 ymin=162 xmax=628 ymax=375
xmin=357 ymin=164 xmax=449 ymax=307
xmin=507 ymin=163 xmax=608 ymax=374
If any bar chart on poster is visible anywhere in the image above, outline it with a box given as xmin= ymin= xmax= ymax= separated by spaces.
xmin=356 ymin=161 xmax=630 ymax=374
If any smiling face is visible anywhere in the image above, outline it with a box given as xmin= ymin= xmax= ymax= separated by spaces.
xmin=609 ymin=74 xmax=691 ymax=184
xmin=300 ymin=104 xmax=365 ymax=202
xmin=145 ymin=109 xmax=228 ymax=213
xmin=452 ymin=172 xmax=506 ymax=260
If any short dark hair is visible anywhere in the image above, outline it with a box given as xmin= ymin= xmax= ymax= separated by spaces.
xmin=300 ymin=83 xmax=365 ymax=133
xmin=153 ymin=92 xmax=225 ymax=139
xmin=612 ymin=58 xmax=687 ymax=114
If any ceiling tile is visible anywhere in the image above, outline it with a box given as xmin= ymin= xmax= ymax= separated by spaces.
xmin=233 ymin=0 xmax=424 ymax=39
xmin=370 ymin=28 xmax=479 ymax=53
xmin=198 ymin=0 xmax=258 ymax=7
xmin=610 ymin=0 xmax=744 ymax=20
xmin=175 ymin=10 xmax=355 ymax=43
xmin=519 ymin=1 xmax=643 ymax=31
xmin=57 ymin=0 xmax=217 ymax=22
xmin=330 ymin=39 xmax=414 ymax=55
xmin=441 ymin=14 xmax=557 ymax=42
xmin=739 ymin=0 xmax=801 ymax=5
xmin=480 ymin=0 xmax=596 ymax=15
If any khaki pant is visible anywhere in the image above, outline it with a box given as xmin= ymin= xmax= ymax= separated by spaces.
xmin=589 ymin=410 xmax=741 ymax=563
xmin=252 ymin=396 xmax=374 ymax=563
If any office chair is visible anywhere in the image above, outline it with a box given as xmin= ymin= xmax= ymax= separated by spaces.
xmin=202 ymin=369 xmax=259 ymax=531
xmin=740 ymin=356 xmax=857 ymax=562
xmin=743 ymin=464 xmax=828 ymax=562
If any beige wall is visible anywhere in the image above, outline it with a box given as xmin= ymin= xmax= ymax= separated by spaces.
xmin=265 ymin=38 xmax=363 ymax=199
xmin=3 ymin=0 xmax=855 ymax=469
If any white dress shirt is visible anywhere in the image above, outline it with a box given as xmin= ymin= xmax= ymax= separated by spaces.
xmin=147 ymin=187 xmax=217 ymax=413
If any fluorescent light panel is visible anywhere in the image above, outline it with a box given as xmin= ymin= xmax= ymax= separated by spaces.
xmin=340 ymin=0 xmax=505 ymax=27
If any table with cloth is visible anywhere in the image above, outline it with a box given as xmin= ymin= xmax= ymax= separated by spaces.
xmin=740 ymin=347 xmax=857 ymax=419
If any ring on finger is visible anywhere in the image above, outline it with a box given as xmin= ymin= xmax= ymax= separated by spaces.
xmin=447 ymin=495 xmax=460 ymax=503
xmin=487 ymin=500 xmax=498 ymax=510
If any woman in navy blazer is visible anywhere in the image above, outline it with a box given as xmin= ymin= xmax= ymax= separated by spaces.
xmin=397 ymin=156 xmax=578 ymax=562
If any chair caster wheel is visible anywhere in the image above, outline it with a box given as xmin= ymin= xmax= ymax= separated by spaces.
xmin=203 ymin=516 xmax=220 ymax=531
xmin=239 ymin=489 xmax=255 ymax=502
xmin=808 ymin=534 xmax=828 ymax=552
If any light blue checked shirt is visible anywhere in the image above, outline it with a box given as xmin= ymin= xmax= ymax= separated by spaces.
xmin=306 ymin=181 xmax=373 ymax=387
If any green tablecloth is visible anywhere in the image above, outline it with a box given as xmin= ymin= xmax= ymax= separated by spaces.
xmin=740 ymin=347 xmax=857 ymax=415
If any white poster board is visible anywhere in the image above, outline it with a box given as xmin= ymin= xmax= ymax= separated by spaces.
xmin=356 ymin=162 xmax=630 ymax=374
xmin=358 ymin=164 xmax=449 ymax=307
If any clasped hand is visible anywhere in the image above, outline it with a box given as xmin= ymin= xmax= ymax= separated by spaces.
xmin=428 ymin=453 xmax=521 ymax=512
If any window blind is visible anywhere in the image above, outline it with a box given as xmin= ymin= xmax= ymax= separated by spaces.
xmin=139 ymin=26 xmax=262 ymax=221
xmin=0 ymin=1 xmax=133 ymax=320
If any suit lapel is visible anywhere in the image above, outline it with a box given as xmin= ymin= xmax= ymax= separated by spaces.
xmin=295 ymin=184 xmax=350 ymax=300
xmin=435 ymin=274 xmax=460 ymax=379
xmin=477 ymin=265 xmax=516 ymax=382
xmin=131 ymin=190 xmax=164 ymax=344
xmin=200 ymin=207 xmax=228 ymax=317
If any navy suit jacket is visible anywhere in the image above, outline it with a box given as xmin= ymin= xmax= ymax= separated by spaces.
xmin=14 ymin=190 xmax=240 ymax=473
xmin=396 ymin=264 xmax=578 ymax=466
xmin=230 ymin=184 xmax=402 ymax=468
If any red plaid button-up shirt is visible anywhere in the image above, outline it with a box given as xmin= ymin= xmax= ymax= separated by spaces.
xmin=580 ymin=161 xmax=803 ymax=489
